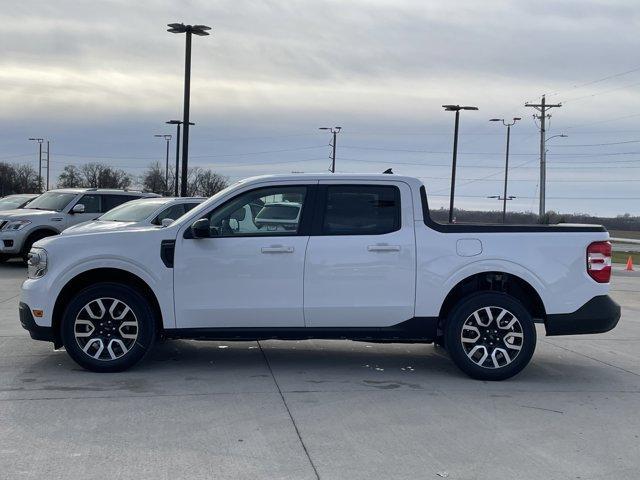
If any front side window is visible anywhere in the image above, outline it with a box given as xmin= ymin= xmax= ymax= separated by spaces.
xmin=153 ymin=204 xmax=186 ymax=225
xmin=321 ymin=185 xmax=400 ymax=235
xmin=205 ymin=186 xmax=307 ymax=237
xmin=77 ymin=194 xmax=101 ymax=214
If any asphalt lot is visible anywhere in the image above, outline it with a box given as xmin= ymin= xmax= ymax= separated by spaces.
xmin=1 ymin=261 xmax=639 ymax=480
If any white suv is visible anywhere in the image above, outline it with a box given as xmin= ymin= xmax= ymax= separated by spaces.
xmin=0 ymin=188 xmax=159 ymax=262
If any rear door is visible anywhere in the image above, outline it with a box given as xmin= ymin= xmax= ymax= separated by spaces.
xmin=304 ymin=181 xmax=416 ymax=327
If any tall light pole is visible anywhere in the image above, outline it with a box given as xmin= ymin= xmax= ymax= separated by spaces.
xmin=154 ymin=134 xmax=172 ymax=194
xmin=166 ymin=120 xmax=195 ymax=196
xmin=442 ymin=105 xmax=478 ymax=223
xmin=319 ymin=126 xmax=342 ymax=172
xmin=489 ymin=117 xmax=521 ymax=223
xmin=28 ymin=138 xmax=44 ymax=192
xmin=167 ymin=22 xmax=211 ymax=196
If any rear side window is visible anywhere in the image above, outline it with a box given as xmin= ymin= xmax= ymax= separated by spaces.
xmin=102 ymin=195 xmax=139 ymax=213
xmin=321 ymin=185 xmax=400 ymax=235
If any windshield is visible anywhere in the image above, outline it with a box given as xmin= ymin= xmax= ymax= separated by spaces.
xmin=99 ymin=199 xmax=168 ymax=222
xmin=0 ymin=195 xmax=34 ymax=210
xmin=24 ymin=192 xmax=77 ymax=212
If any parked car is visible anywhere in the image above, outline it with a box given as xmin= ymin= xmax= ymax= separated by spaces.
xmin=62 ymin=197 xmax=205 ymax=235
xmin=19 ymin=174 xmax=620 ymax=380
xmin=0 ymin=193 xmax=39 ymax=211
xmin=0 ymin=188 xmax=159 ymax=262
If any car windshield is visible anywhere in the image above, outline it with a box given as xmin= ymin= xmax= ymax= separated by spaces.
xmin=0 ymin=195 xmax=33 ymax=210
xmin=24 ymin=192 xmax=77 ymax=212
xmin=99 ymin=199 xmax=169 ymax=222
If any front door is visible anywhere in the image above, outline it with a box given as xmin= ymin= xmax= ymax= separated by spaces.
xmin=67 ymin=194 xmax=103 ymax=227
xmin=304 ymin=181 xmax=416 ymax=327
xmin=174 ymin=184 xmax=315 ymax=328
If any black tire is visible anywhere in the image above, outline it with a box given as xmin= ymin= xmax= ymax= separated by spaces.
xmin=444 ymin=292 xmax=536 ymax=381
xmin=61 ymin=282 xmax=156 ymax=372
xmin=0 ymin=254 xmax=10 ymax=263
xmin=21 ymin=230 xmax=57 ymax=262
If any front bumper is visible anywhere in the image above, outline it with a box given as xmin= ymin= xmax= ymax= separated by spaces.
xmin=0 ymin=231 xmax=23 ymax=254
xmin=546 ymin=295 xmax=621 ymax=336
xmin=19 ymin=302 xmax=55 ymax=344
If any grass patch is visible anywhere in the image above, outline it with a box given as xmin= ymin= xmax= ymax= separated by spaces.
xmin=612 ymin=251 xmax=639 ymax=265
xmin=610 ymin=230 xmax=640 ymax=240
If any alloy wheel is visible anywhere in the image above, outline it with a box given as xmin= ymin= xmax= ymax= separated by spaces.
xmin=460 ymin=306 xmax=524 ymax=369
xmin=74 ymin=298 xmax=139 ymax=361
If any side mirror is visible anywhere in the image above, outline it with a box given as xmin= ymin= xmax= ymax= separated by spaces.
xmin=161 ymin=218 xmax=174 ymax=227
xmin=191 ymin=218 xmax=212 ymax=238
xmin=71 ymin=204 xmax=85 ymax=214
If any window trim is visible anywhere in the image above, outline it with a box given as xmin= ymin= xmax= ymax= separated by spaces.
xmin=312 ymin=184 xmax=402 ymax=236
xmin=183 ymin=184 xmax=318 ymax=239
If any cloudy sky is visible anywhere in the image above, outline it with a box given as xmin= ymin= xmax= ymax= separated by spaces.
xmin=1 ymin=0 xmax=640 ymax=216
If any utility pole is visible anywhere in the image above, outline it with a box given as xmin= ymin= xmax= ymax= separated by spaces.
xmin=319 ymin=126 xmax=342 ymax=172
xmin=525 ymin=95 xmax=561 ymax=219
xmin=28 ymin=138 xmax=44 ymax=192
xmin=490 ymin=117 xmax=520 ymax=223
xmin=442 ymin=105 xmax=478 ymax=223
xmin=45 ymin=140 xmax=50 ymax=191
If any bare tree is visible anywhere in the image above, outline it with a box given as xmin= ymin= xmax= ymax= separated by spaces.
xmin=80 ymin=163 xmax=132 ymax=189
xmin=186 ymin=167 xmax=228 ymax=197
xmin=12 ymin=164 xmax=40 ymax=193
xmin=141 ymin=162 xmax=167 ymax=194
xmin=57 ymin=165 xmax=84 ymax=188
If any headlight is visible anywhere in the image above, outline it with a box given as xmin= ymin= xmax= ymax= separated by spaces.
xmin=27 ymin=247 xmax=48 ymax=279
xmin=2 ymin=220 xmax=31 ymax=231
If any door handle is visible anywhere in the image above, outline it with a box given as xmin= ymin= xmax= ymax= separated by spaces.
xmin=261 ymin=245 xmax=294 ymax=253
xmin=367 ymin=244 xmax=401 ymax=252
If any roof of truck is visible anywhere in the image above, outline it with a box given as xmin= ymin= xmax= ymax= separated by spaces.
xmin=236 ymin=173 xmax=423 ymax=185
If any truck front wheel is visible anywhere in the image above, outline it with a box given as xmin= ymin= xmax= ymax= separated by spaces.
xmin=60 ymin=282 xmax=156 ymax=372
xmin=444 ymin=292 xmax=536 ymax=381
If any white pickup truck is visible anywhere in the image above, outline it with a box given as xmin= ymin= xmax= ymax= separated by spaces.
xmin=19 ymin=174 xmax=620 ymax=380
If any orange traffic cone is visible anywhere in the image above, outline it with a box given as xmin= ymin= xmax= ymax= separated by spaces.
xmin=626 ymin=256 xmax=634 ymax=271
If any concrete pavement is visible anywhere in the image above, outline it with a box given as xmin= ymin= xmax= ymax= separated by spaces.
xmin=1 ymin=260 xmax=639 ymax=479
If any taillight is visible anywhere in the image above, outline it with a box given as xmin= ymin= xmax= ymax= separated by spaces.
xmin=587 ymin=241 xmax=612 ymax=283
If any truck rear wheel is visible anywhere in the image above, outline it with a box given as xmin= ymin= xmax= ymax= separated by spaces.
xmin=444 ymin=292 xmax=536 ymax=381
xmin=60 ymin=282 xmax=156 ymax=372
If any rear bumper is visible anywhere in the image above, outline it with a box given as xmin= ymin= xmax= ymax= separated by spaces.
xmin=19 ymin=302 xmax=55 ymax=343
xmin=546 ymin=295 xmax=621 ymax=336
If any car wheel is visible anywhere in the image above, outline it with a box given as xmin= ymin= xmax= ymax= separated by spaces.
xmin=60 ymin=282 xmax=156 ymax=372
xmin=0 ymin=254 xmax=10 ymax=263
xmin=444 ymin=292 xmax=536 ymax=381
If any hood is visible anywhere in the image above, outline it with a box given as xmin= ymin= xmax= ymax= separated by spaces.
xmin=0 ymin=208 xmax=57 ymax=219
xmin=62 ymin=220 xmax=142 ymax=235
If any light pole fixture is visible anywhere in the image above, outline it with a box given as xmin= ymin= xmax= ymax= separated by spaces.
xmin=28 ymin=138 xmax=44 ymax=192
xmin=167 ymin=22 xmax=211 ymax=196
xmin=154 ymin=134 xmax=172 ymax=194
xmin=489 ymin=117 xmax=521 ymax=223
xmin=442 ymin=105 xmax=478 ymax=223
xmin=166 ymin=120 xmax=195 ymax=196
xmin=319 ymin=126 xmax=342 ymax=173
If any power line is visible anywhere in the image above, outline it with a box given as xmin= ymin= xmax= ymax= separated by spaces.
xmin=546 ymin=65 xmax=640 ymax=97
xmin=561 ymin=80 xmax=640 ymax=103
